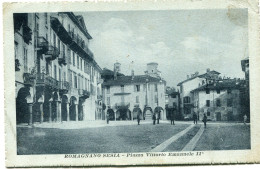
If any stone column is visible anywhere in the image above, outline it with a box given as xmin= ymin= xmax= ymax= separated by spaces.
xmin=66 ymin=102 xmax=70 ymax=121
xmin=131 ymin=111 xmax=133 ymax=121
xmin=75 ymin=104 xmax=78 ymax=121
xmin=28 ymin=103 xmax=33 ymax=126
xmin=82 ymin=105 xmax=85 ymax=121
xmin=39 ymin=103 xmax=44 ymax=123
xmin=49 ymin=102 xmax=52 ymax=122
xmin=56 ymin=101 xmax=61 ymax=122
xmin=114 ymin=111 xmax=116 ymax=121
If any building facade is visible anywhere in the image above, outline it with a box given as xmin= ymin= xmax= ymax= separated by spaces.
xmin=15 ymin=12 xmax=103 ymax=125
xmin=102 ymin=63 xmax=166 ymax=121
xmin=177 ymin=69 xmax=245 ymax=121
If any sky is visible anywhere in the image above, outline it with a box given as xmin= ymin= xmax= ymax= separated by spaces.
xmin=77 ymin=9 xmax=248 ymax=87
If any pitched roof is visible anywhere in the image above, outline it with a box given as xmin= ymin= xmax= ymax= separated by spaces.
xmin=103 ymin=75 xmax=164 ymax=86
xmin=101 ymin=68 xmax=125 ymax=77
xmin=190 ymin=79 xmax=243 ymax=92
xmin=177 ymin=70 xmax=220 ymax=86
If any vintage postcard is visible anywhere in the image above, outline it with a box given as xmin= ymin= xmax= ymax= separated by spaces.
xmin=3 ymin=0 xmax=260 ymax=167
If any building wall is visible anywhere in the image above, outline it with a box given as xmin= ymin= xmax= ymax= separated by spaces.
xmin=104 ymin=81 xmax=166 ymax=120
xmin=195 ymin=89 xmax=241 ymax=121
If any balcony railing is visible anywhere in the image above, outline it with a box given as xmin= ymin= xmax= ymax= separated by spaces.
xmin=37 ymin=36 xmax=48 ymax=51
xmin=23 ymin=73 xmax=36 ymax=86
xmin=78 ymin=89 xmax=90 ymax=99
xmin=115 ymin=102 xmax=130 ymax=109
xmin=59 ymin=81 xmax=70 ymax=91
xmin=23 ymin=25 xmax=32 ymax=44
xmin=58 ymin=51 xmax=67 ymax=65
xmin=45 ymin=46 xmax=60 ymax=61
xmin=36 ymin=73 xmax=59 ymax=89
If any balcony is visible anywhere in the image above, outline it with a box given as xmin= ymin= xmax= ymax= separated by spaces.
xmin=58 ymin=51 xmax=67 ymax=65
xmin=23 ymin=73 xmax=36 ymax=86
xmin=59 ymin=81 xmax=70 ymax=94
xmin=115 ymin=102 xmax=130 ymax=109
xmin=37 ymin=36 xmax=48 ymax=52
xmin=36 ymin=73 xmax=59 ymax=90
xmin=23 ymin=25 xmax=32 ymax=44
xmin=50 ymin=16 xmax=72 ymax=44
xmin=45 ymin=46 xmax=60 ymax=61
xmin=97 ymin=95 xmax=102 ymax=100
xmin=78 ymin=89 xmax=90 ymax=99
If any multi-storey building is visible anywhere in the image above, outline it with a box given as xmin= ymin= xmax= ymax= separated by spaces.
xmin=165 ymin=89 xmax=180 ymax=120
xmin=102 ymin=62 xmax=166 ymax=121
xmin=177 ymin=69 xmax=245 ymax=121
xmin=15 ymin=12 xmax=103 ymax=125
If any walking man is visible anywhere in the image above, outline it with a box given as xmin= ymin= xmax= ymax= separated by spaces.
xmin=203 ymin=113 xmax=207 ymax=128
xmin=170 ymin=110 xmax=175 ymax=125
xmin=106 ymin=111 xmax=110 ymax=124
xmin=137 ymin=110 xmax=141 ymax=125
xmin=152 ymin=113 xmax=156 ymax=125
xmin=193 ymin=112 xmax=197 ymax=124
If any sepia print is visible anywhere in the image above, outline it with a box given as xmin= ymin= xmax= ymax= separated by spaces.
xmin=4 ymin=0 xmax=260 ymax=167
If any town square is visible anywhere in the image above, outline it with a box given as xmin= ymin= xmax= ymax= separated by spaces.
xmin=14 ymin=9 xmax=250 ymax=155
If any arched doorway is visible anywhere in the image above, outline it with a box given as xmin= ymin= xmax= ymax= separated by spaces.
xmin=154 ymin=106 xmax=164 ymax=120
xmin=143 ymin=107 xmax=153 ymax=120
xmin=69 ymin=96 xmax=77 ymax=121
xmin=16 ymin=87 xmax=31 ymax=124
xmin=133 ymin=107 xmax=142 ymax=120
xmin=107 ymin=108 xmax=115 ymax=120
xmin=61 ymin=95 xmax=69 ymax=121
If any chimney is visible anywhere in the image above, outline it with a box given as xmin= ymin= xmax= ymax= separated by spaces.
xmin=131 ymin=70 xmax=134 ymax=80
xmin=114 ymin=62 xmax=121 ymax=80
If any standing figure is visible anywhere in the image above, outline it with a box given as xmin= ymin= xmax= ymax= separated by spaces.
xmin=106 ymin=111 xmax=110 ymax=124
xmin=152 ymin=113 xmax=156 ymax=125
xmin=243 ymin=114 xmax=247 ymax=125
xmin=157 ymin=111 xmax=160 ymax=124
xmin=137 ymin=110 xmax=141 ymax=125
xmin=193 ymin=112 xmax=197 ymax=124
xmin=203 ymin=113 xmax=207 ymax=128
xmin=170 ymin=110 xmax=175 ymax=125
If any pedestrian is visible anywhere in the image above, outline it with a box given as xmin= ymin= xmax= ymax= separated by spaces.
xmin=152 ymin=113 xmax=156 ymax=125
xmin=203 ymin=113 xmax=207 ymax=128
xmin=243 ymin=114 xmax=247 ymax=125
xmin=106 ymin=111 xmax=110 ymax=124
xmin=170 ymin=110 xmax=175 ymax=125
xmin=157 ymin=111 xmax=160 ymax=124
xmin=193 ymin=112 xmax=197 ymax=124
xmin=137 ymin=110 xmax=141 ymax=125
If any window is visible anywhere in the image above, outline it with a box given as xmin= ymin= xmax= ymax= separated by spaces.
xmin=80 ymin=59 xmax=82 ymax=71
xmin=154 ymin=84 xmax=158 ymax=92
xmin=59 ymin=68 xmax=61 ymax=81
xmin=106 ymin=86 xmax=110 ymax=94
xmin=136 ymin=96 xmax=139 ymax=103
xmin=121 ymin=85 xmax=124 ymax=92
xmin=227 ymin=99 xmax=233 ymax=107
xmin=216 ymin=99 xmax=221 ymax=107
xmin=53 ymin=33 xmax=56 ymax=47
xmin=74 ymin=75 xmax=77 ymax=88
xmin=77 ymin=55 xmax=79 ymax=69
xmin=206 ymin=100 xmax=210 ymax=107
xmin=206 ymin=88 xmax=210 ymax=94
xmin=58 ymin=39 xmax=61 ymax=52
xmin=73 ymin=52 xmax=75 ymax=66
xmin=155 ymin=95 xmax=158 ymax=103
xmin=54 ymin=65 xmax=57 ymax=79
xmin=217 ymin=89 xmax=220 ymax=94
xmin=183 ymin=96 xmax=190 ymax=103
xmin=135 ymin=85 xmax=140 ymax=92
xmin=107 ymin=97 xmax=110 ymax=105
xmin=23 ymin=48 xmax=28 ymax=72
xmin=207 ymin=111 xmax=210 ymax=116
